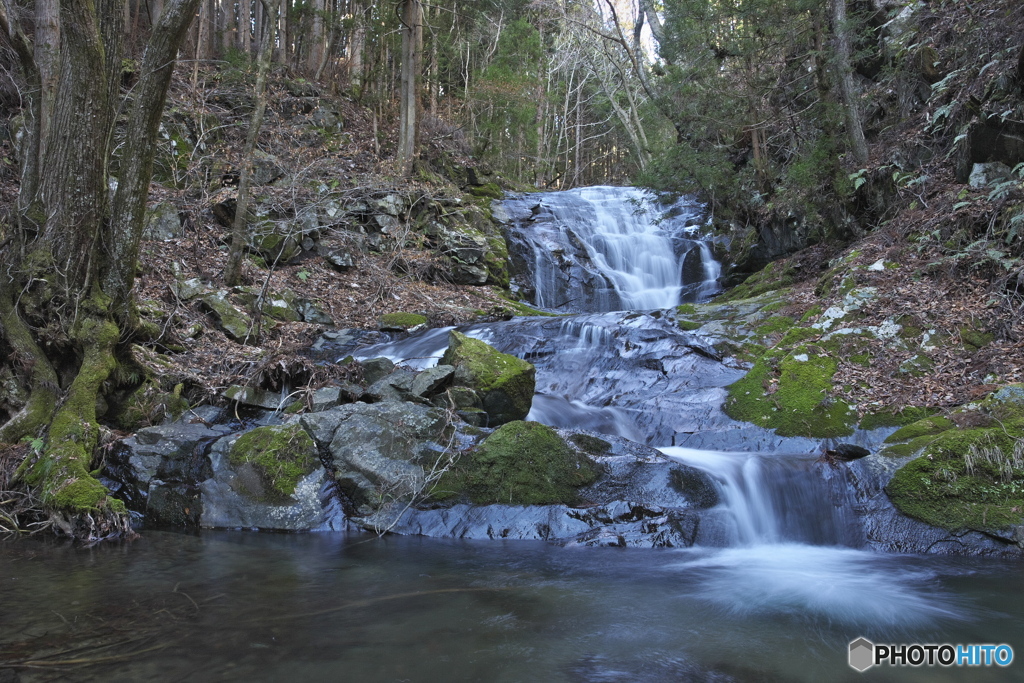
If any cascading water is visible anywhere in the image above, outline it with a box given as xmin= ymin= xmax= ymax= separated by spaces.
xmin=501 ymin=186 xmax=719 ymax=313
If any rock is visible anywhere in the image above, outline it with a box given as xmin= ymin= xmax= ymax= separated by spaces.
xmin=199 ymin=291 xmax=253 ymax=342
xmin=107 ymin=422 xmax=227 ymax=513
xmin=317 ymin=243 xmax=356 ymax=271
xmin=199 ymin=424 xmax=340 ymax=531
xmin=365 ymin=368 xmax=417 ymax=403
xmin=358 ymin=430 xmax=716 ymax=548
xmin=142 ymin=202 xmax=183 ymax=241
xmin=224 ymin=385 xmax=291 ymax=410
xmin=410 ymin=365 xmax=455 ymax=397
xmin=828 ymin=444 xmax=871 ymax=461
xmin=441 ymin=330 xmax=535 ymax=426
xmin=359 ymin=357 xmax=395 ymax=385
xmin=969 ymin=162 xmax=1013 ymax=188
xmin=319 ymin=402 xmax=451 ymax=515
xmin=311 ymin=386 xmax=343 ymax=411
xmin=249 ymin=150 xmax=285 ymax=185
xmin=378 ymin=312 xmax=427 ymax=332
xmin=173 ymin=277 xmax=209 ymax=301
xmin=439 ymin=421 xmax=598 ymax=506
xmin=278 ymin=96 xmax=317 ymax=118
xmin=250 ymin=222 xmax=303 ymax=264
xmin=311 ymin=105 xmax=342 ymax=131
xmin=295 ymin=298 xmax=334 ymax=325
xmin=375 ymin=194 xmax=406 ymax=216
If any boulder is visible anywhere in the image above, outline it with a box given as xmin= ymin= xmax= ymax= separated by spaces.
xmin=199 ymin=291 xmax=253 ymax=343
xmin=440 ymin=331 xmax=535 ymax=426
xmin=142 ymin=202 xmax=183 ymax=241
xmin=317 ymin=402 xmax=452 ymax=515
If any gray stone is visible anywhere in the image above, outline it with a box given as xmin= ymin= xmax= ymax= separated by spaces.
xmin=295 ymin=298 xmax=334 ymax=325
xmin=311 ymin=386 xmax=343 ymax=411
xmin=143 ymin=202 xmax=183 ymax=241
xmin=317 ymin=243 xmax=356 ymax=271
xmin=224 ymin=385 xmax=291 ymax=410
xmin=200 ymin=291 xmax=252 ymax=342
xmin=360 ymin=357 xmax=395 ymax=385
xmin=410 ymin=365 xmax=455 ymax=397
xmin=174 ymin=277 xmax=209 ymax=301
xmin=376 ymin=194 xmax=405 ymax=216
xmin=969 ymin=162 xmax=1013 ymax=188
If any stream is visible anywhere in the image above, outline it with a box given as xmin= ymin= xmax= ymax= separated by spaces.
xmin=1 ymin=187 xmax=1022 ymax=682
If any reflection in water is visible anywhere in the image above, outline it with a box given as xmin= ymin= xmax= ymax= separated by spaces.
xmin=1 ymin=531 xmax=1021 ymax=683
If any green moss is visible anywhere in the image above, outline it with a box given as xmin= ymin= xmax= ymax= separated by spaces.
xmin=568 ymin=433 xmax=611 ymax=455
xmin=719 ymin=261 xmax=796 ymax=301
xmin=725 ymin=346 xmax=855 ymax=437
xmin=441 ymin=331 xmax=536 ymax=424
xmin=436 ymin=421 xmax=598 ymax=505
xmin=777 ymin=326 xmax=820 ymax=347
xmin=379 ymin=312 xmax=428 ymax=330
xmin=229 ymin=424 xmax=318 ymax=502
xmin=492 ymin=297 xmax=560 ymax=318
xmin=760 ymin=301 xmax=786 ymax=313
xmin=677 ymin=303 xmax=697 ymax=315
xmin=469 ymin=183 xmax=503 ymax=200
xmin=678 ymin=319 xmax=703 ymax=331
xmin=884 ymin=415 xmax=956 ymax=443
xmin=859 ymin=406 xmax=935 ymax=431
xmin=959 ymin=325 xmax=994 ymax=352
xmin=886 ymin=441 xmax=1024 ymax=531
xmin=755 ymin=315 xmax=795 ymax=336
xmin=799 ymin=305 xmax=823 ymax=322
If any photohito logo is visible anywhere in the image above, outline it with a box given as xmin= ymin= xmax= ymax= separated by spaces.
xmin=849 ymin=638 xmax=1014 ymax=672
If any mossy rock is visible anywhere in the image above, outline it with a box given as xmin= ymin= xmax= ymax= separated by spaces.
xmin=568 ymin=433 xmax=612 ymax=455
xmin=724 ymin=345 xmax=855 ymax=438
xmin=228 ymin=424 xmax=318 ymax=503
xmin=379 ymin=312 xmax=427 ymax=331
xmin=468 ymin=183 xmax=503 ymax=200
xmin=755 ymin=315 xmax=795 ymax=336
xmin=678 ymin=319 xmax=702 ymax=331
xmin=441 ymin=331 xmax=535 ymax=426
xmin=884 ymin=385 xmax=1024 ymax=531
xmin=959 ymin=325 xmax=994 ymax=352
xmin=858 ymin=406 xmax=935 ymax=431
xmin=435 ymin=421 xmax=598 ymax=505
xmin=112 ymin=381 xmax=189 ymax=431
xmin=719 ymin=260 xmax=797 ymax=301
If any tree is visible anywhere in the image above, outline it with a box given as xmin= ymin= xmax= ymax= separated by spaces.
xmin=0 ymin=0 xmax=201 ymax=540
xmin=397 ymin=0 xmax=423 ymax=176
xmin=830 ymin=0 xmax=868 ymax=165
xmin=224 ymin=0 xmax=282 ymax=287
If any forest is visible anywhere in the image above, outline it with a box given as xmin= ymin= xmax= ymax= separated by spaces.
xmin=0 ymin=0 xmax=1023 ymax=544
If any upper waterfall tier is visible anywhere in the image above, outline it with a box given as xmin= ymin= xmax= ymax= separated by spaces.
xmin=500 ymin=186 xmax=719 ymax=313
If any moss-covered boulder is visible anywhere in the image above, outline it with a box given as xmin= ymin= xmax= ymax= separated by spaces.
xmin=723 ymin=343 xmax=856 ymax=438
xmin=228 ymin=423 xmax=318 ymax=503
xmin=884 ymin=385 xmax=1024 ymax=537
xmin=440 ymin=331 xmax=535 ymax=426
xmin=199 ymin=291 xmax=252 ymax=343
xmin=436 ymin=421 xmax=598 ymax=505
xmin=379 ymin=311 xmax=427 ymax=332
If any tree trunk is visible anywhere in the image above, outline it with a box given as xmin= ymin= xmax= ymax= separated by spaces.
xmin=0 ymin=0 xmax=201 ymax=542
xmin=396 ymin=0 xmax=422 ymax=176
xmin=224 ymin=0 xmax=280 ymax=287
xmin=831 ymin=0 xmax=869 ymax=165
xmin=349 ymin=0 xmax=365 ymax=93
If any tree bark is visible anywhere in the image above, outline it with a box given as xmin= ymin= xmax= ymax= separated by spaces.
xmin=224 ymin=0 xmax=280 ymax=287
xmin=831 ymin=0 xmax=869 ymax=165
xmin=0 ymin=0 xmax=201 ymax=541
xmin=397 ymin=0 xmax=422 ymax=176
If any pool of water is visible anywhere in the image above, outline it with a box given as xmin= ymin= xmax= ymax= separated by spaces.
xmin=2 ymin=531 xmax=1021 ymax=682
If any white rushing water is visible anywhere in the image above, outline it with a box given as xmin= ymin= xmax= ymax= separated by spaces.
xmin=505 ymin=185 xmax=719 ymax=312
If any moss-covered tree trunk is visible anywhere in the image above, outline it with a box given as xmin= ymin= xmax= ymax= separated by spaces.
xmin=0 ymin=0 xmax=201 ymax=542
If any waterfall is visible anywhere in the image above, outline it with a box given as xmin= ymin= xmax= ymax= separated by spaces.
xmin=502 ymin=186 xmax=718 ymax=313
xmin=661 ymin=447 xmax=863 ymax=547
